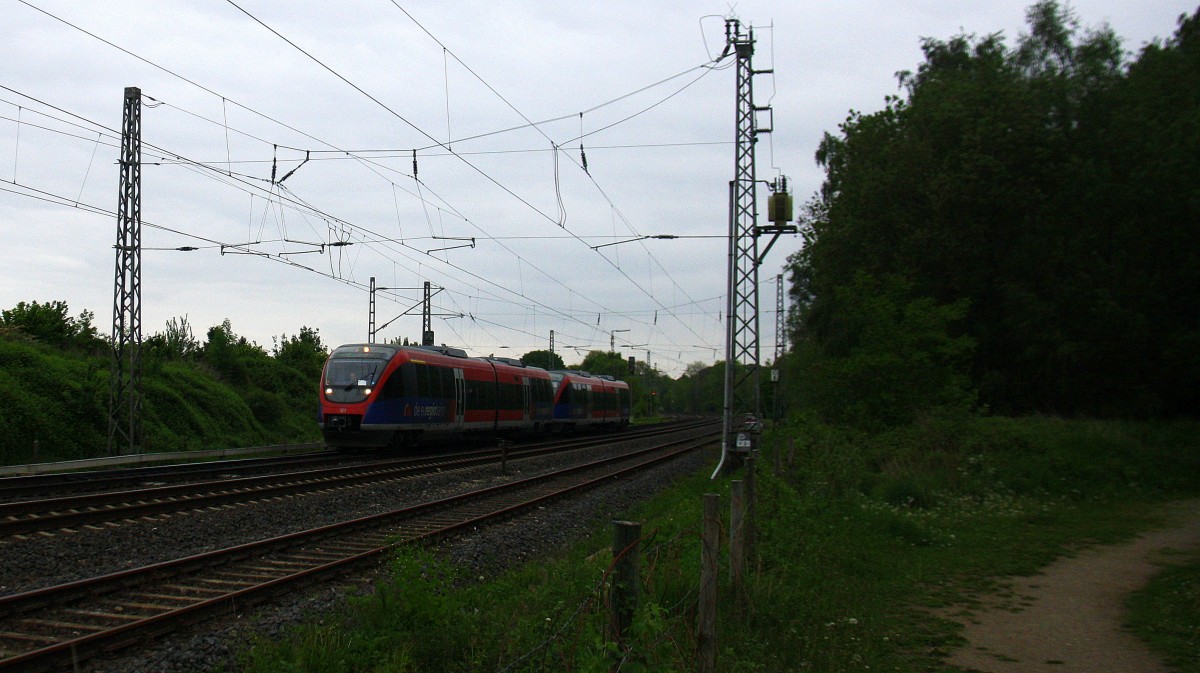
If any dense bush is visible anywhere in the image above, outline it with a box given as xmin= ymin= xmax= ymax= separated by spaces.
xmin=0 ymin=307 xmax=324 ymax=464
xmin=790 ymin=1 xmax=1200 ymax=419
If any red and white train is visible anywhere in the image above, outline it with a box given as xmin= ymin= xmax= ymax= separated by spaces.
xmin=319 ymin=343 xmax=631 ymax=449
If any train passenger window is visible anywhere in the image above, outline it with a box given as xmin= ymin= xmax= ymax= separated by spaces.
xmin=381 ymin=367 xmax=405 ymax=400
xmin=414 ymin=364 xmax=429 ymax=397
xmin=465 ymin=378 xmax=497 ymax=408
xmin=499 ymin=382 xmax=522 ymax=410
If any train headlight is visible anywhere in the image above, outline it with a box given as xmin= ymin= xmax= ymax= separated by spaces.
xmin=363 ymin=388 xmax=373 ymax=396
xmin=325 ymin=387 xmax=333 ymax=395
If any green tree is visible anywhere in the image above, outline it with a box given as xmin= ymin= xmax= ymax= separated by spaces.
xmin=520 ymin=349 xmax=565 ymax=370
xmin=0 ymin=300 xmax=100 ymax=349
xmin=576 ymin=350 xmax=632 ymax=380
xmin=791 ymin=1 xmax=1197 ymax=419
xmin=145 ymin=315 xmax=199 ymax=361
xmin=273 ymin=326 xmax=328 ymax=381
xmin=673 ymin=361 xmax=724 ymax=415
xmin=794 ymin=273 xmax=975 ymax=429
xmin=202 ymin=319 xmax=266 ymax=385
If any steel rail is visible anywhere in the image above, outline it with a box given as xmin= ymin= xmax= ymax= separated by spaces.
xmin=0 ymin=420 xmax=716 ymax=537
xmin=0 ymin=449 xmax=336 ymax=501
xmin=0 ymin=430 xmax=717 ymax=671
xmin=0 ymin=418 xmax=704 ymax=502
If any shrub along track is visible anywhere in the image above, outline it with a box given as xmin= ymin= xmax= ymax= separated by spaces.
xmin=0 ymin=420 xmax=712 ymax=538
xmin=0 ymin=428 xmax=717 ymax=672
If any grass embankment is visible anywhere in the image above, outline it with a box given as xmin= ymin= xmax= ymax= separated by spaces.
xmin=238 ymin=415 xmax=1200 ymax=673
xmin=0 ymin=335 xmax=320 ymax=464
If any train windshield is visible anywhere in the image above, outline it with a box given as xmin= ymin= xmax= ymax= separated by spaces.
xmin=323 ymin=347 xmax=395 ymax=403
xmin=325 ymin=359 xmax=384 ymax=387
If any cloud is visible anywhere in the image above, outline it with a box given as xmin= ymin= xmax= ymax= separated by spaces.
xmin=2 ymin=0 xmax=1191 ymax=374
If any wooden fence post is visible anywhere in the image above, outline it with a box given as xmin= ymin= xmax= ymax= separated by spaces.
xmin=730 ymin=480 xmax=745 ymax=593
xmin=610 ymin=520 xmax=641 ymax=641
xmin=699 ymin=494 xmax=719 ymax=673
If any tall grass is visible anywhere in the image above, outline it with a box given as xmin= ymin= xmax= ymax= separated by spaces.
xmin=1127 ymin=561 xmax=1200 ymax=673
xmin=238 ymin=415 xmax=1200 ymax=672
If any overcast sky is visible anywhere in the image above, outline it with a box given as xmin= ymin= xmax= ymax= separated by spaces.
xmin=1 ymin=1 xmax=1192 ymax=375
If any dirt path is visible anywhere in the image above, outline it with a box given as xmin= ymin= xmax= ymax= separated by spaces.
xmin=945 ymin=499 xmax=1200 ymax=673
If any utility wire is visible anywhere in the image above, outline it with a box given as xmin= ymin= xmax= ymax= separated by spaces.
xmin=2 ymin=85 xmax=717 ymax=362
xmin=212 ymin=4 xmax=684 ymax=336
xmin=10 ymin=3 xmax=729 ymax=361
xmin=223 ymin=0 xmax=562 ymax=229
xmin=381 ymin=1 xmax=727 ymax=350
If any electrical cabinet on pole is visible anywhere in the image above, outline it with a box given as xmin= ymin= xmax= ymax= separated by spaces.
xmin=108 ymin=86 xmax=143 ymax=455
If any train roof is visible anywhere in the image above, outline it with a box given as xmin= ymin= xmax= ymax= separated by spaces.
xmin=329 ymin=344 xmax=551 ymax=375
xmin=550 ymin=369 xmax=628 ymax=386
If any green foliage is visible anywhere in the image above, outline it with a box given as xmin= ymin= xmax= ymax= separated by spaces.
xmin=144 ymin=315 xmax=199 ymax=361
xmin=574 ymin=350 xmax=631 ymax=379
xmin=141 ymin=361 xmax=268 ymax=451
xmin=792 ymin=0 xmax=1200 ymax=418
xmin=236 ymin=414 xmax=1200 ymax=672
xmin=671 ymin=361 xmax=725 ymax=415
xmin=519 ymin=348 xmax=564 ymax=371
xmin=274 ymin=326 xmax=329 ymax=382
xmin=0 ymin=336 xmax=107 ymax=462
xmin=202 ymin=319 xmax=267 ymax=385
xmin=0 ymin=306 xmax=322 ymax=464
xmin=0 ymin=300 xmax=102 ymax=351
xmin=792 ymin=272 xmax=976 ymax=430
xmin=1127 ymin=559 xmax=1200 ymax=673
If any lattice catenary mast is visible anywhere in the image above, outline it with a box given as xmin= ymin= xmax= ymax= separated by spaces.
xmin=716 ymin=20 xmax=796 ymax=476
xmin=718 ymin=20 xmax=769 ymax=474
xmin=108 ymin=86 xmax=143 ymax=454
xmin=369 ymin=279 xmax=446 ymax=344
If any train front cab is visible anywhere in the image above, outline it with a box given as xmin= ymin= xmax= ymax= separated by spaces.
xmin=320 ymin=344 xmax=401 ymax=449
xmin=549 ymin=370 xmax=630 ymax=432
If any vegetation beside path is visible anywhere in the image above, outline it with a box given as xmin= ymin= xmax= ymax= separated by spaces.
xmin=237 ymin=415 xmax=1200 ymax=672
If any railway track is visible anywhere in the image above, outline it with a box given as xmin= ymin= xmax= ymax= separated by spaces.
xmin=0 ymin=430 xmax=716 ymax=672
xmin=0 ymin=420 xmax=714 ymax=538
xmin=0 ymin=449 xmax=335 ymax=503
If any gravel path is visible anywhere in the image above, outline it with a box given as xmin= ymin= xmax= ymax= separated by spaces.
xmin=945 ymin=499 xmax=1200 ymax=673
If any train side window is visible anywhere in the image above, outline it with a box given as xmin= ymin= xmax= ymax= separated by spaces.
xmin=466 ymin=377 xmax=496 ymax=408
xmin=381 ymin=365 xmax=405 ymax=400
xmin=427 ymin=365 xmax=442 ymax=399
xmin=502 ymin=382 xmax=522 ymax=409
xmin=414 ymin=364 xmax=428 ymax=397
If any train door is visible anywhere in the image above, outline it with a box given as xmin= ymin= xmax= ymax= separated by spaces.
xmin=453 ymin=368 xmax=465 ymax=430
xmin=522 ymin=376 xmax=532 ymax=422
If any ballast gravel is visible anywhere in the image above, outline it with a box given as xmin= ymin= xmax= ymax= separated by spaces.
xmin=0 ymin=428 xmax=716 ymax=673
